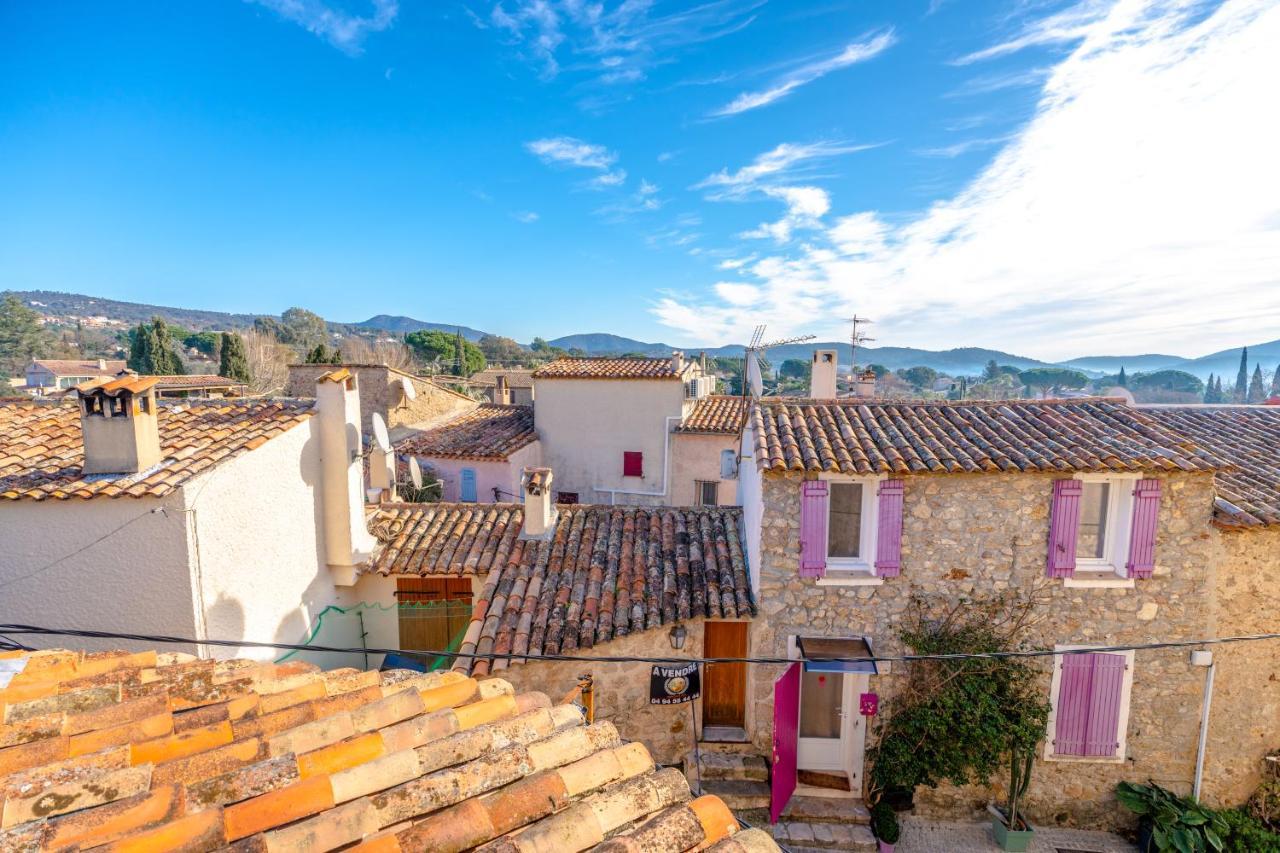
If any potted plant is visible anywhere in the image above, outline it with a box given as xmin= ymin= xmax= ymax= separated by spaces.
xmin=870 ymin=801 xmax=901 ymax=853
xmin=989 ymin=745 xmax=1036 ymax=852
xmin=1115 ymin=781 xmax=1228 ymax=852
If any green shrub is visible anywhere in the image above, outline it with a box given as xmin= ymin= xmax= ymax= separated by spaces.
xmin=1116 ymin=781 xmax=1227 ymax=852
xmin=1221 ymin=807 xmax=1280 ymax=853
xmin=1249 ymin=779 xmax=1280 ymax=829
xmin=870 ymin=801 xmax=901 ymax=844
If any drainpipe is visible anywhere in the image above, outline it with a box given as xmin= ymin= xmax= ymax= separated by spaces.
xmin=593 ymin=415 xmax=681 ymax=504
xmin=1192 ymin=651 xmax=1216 ymax=801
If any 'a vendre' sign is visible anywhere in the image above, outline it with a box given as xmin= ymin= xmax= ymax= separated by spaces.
xmin=649 ymin=662 xmax=700 ymax=705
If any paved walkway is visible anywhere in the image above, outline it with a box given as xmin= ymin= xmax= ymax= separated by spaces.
xmin=896 ymin=817 xmax=1138 ymax=852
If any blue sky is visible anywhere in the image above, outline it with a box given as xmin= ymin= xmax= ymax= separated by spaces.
xmin=2 ymin=0 xmax=1277 ymax=359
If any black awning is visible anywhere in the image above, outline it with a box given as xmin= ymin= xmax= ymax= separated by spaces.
xmin=797 ymin=636 xmax=878 ymax=675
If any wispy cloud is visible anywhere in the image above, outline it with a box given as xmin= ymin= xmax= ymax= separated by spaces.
xmin=710 ymin=30 xmax=896 ymax=117
xmin=526 ymin=136 xmax=628 ymax=190
xmin=953 ymin=0 xmax=1112 ymax=65
xmin=655 ymin=0 xmax=1280 ymax=360
xmin=693 ymin=141 xmax=880 ymax=199
xmin=512 ymin=211 xmax=539 ymax=223
xmin=916 ymin=135 xmax=1012 ymax=158
xmin=247 ymin=0 xmax=398 ymax=55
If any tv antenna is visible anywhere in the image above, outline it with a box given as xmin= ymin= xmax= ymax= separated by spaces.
xmin=848 ymin=315 xmax=874 ymax=375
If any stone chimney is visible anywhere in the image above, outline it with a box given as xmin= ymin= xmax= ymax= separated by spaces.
xmin=76 ymin=373 xmax=162 ymax=475
xmin=670 ymin=351 xmax=685 ymax=375
xmin=495 ymin=374 xmax=510 ymax=405
xmin=809 ymin=350 xmax=838 ymax=398
xmin=520 ymin=466 xmax=558 ymax=539
xmin=852 ymin=369 xmax=877 ymax=399
xmin=315 ymin=369 xmax=377 ymax=585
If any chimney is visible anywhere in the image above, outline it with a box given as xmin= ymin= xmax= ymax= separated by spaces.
xmin=670 ymin=351 xmax=685 ymax=374
xmin=96 ymin=358 xmax=107 ymax=371
xmin=368 ymin=448 xmax=396 ymax=503
xmin=852 ymin=368 xmax=877 ymax=399
xmin=76 ymin=373 xmax=162 ymax=475
xmin=520 ymin=466 xmax=558 ymax=539
xmin=315 ymin=369 xmax=377 ymax=585
xmin=809 ymin=350 xmax=838 ymax=398
xmin=495 ymin=374 xmax=510 ymax=405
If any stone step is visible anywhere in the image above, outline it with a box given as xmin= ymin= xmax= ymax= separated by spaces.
xmin=696 ymin=779 xmax=772 ymax=811
xmin=770 ymin=820 xmax=877 ymax=851
xmin=685 ymin=750 xmax=769 ymax=782
xmin=781 ymin=795 xmax=871 ymax=824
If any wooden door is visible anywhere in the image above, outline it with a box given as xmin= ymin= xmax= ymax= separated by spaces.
xmin=703 ymin=621 xmax=748 ymax=728
xmin=396 ymin=577 xmax=473 ymax=664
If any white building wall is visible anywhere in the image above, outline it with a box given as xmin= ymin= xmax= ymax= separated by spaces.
xmin=738 ymin=423 xmax=764 ymax=596
xmin=416 ymin=440 xmax=541 ymax=503
xmin=670 ymin=432 xmax=739 ymax=506
xmin=533 ymin=378 xmax=687 ymax=506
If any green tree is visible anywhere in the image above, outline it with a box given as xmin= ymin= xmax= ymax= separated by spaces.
xmin=279 ymin=307 xmax=328 ymax=352
xmin=453 ymin=330 xmax=466 ymax=377
xmin=477 ymin=334 xmax=527 ymax=364
xmin=148 ymin=317 xmax=185 ymax=374
xmin=1234 ymin=347 xmax=1249 ymax=403
xmin=982 ymin=359 xmax=1000 ymax=381
xmin=405 ymin=329 xmax=485 ymax=376
xmin=1129 ymin=370 xmax=1203 ymax=395
xmin=865 ymin=363 xmax=889 ymax=378
xmin=1117 ymin=366 xmax=1127 ymax=387
xmin=184 ymin=331 xmax=221 ymax=357
xmin=1018 ymin=367 xmax=1088 ymax=398
xmin=1248 ymin=364 xmax=1266 ymax=403
xmin=1203 ymin=373 xmax=1218 ymax=403
xmin=305 ymin=344 xmax=341 ymax=365
xmin=127 ymin=322 xmax=154 ymax=373
xmin=0 ymin=295 xmax=53 ymax=377
xmin=218 ymin=333 xmax=251 ymax=383
xmin=1214 ymin=375 xmax=1225 ymax=402
xmin=899 ymin=365 xmax=938 ymax=389
xmin=778 ymin=358 xmax=809 ymax=380
xmin=1271 ymin=364 xmax=1280 ymax=398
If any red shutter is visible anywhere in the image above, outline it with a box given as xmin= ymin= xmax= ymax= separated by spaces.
xmin=1125 ymin=479 xmax=1161 ymax=579
xmin=1046 ymin=479 xmax=1082 ymax=578
xmin=799 ymin=480 xmax=828 ymax=578
xmin=874 ymin=479 xmax=904 ymax=578
xmin=1053 ymin=652 xmax=1126 ymax=758
xmin=770 ymin=662 xmax=801 ymax=824
xmin=622 ymin=451 xmax=643 ymax=477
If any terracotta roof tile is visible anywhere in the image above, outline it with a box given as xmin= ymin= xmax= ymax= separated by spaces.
xmin=29 ymin=359 xmax=126 ymax=376
xmin=0 ymin=399 xmax=315 ymax=500
xmin=396 ymin=405 xmax=536 ymax=461
xmin=148 ymin=375 xmax=245 ymax=390
xmin=0 ymin=649 xmax=772 ymax=852
xmin=368 ymin=503 xmax=754 ymax=674
xmin=679 ymin=395 xmax=748 ymax=434
xmin=751 ymin=397 xmax=1225 ymax=475
xmin=532 ymin=357 xmax=687 ymax=380
xmin=1143 ymin=405 xmax=1280 ymax=527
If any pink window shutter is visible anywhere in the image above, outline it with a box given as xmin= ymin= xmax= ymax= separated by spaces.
xmin=1125 ymin=479 xmax=1161 ymax=579
xmin=874 ymin=479 xmax=904 ymax=578
xmin=1046 ymin=479 xmax=1083 ymax=578
xmin=1053 ymin=654 xmax=1093 ymax=756
xmin=770 ymin=662 xmax=801 ymax=824
xmin=799 ymin=480 xmax=828 ymax=578
xmin=1083 ymin=653 xmax=1127 ymax=757
xmin=1053 ymin=652 xmax=1127 ymax=758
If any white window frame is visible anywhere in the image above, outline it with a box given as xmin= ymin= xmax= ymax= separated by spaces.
xmin=1068 ymin=473 xmax=1140 ymax=582
xmin=1044 ymin=644 xmax=1135 ymax=764
xmin=695 ymin=480 xmax=719 ymax=506
xmin=818 ymin=474 xmax=882 ymax=576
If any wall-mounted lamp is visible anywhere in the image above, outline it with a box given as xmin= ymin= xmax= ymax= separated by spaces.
xmin=668 ymin=624 xmax=687 ymax=651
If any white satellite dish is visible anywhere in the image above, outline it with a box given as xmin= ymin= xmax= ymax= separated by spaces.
xmin=371 ymin=412 xmax=391 ymax=453
xmin=400 ymin=375 xmax=416 ymax=402
xmin=408 ymin=456 xmax=423 ymax=489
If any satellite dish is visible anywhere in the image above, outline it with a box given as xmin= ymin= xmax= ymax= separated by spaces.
xmin=371 ymin=413 xmax=391 ymax=453
xmin=408 ymin=456 xmax=423 ymax=489
xmin=400 ymin=375 xmax=416 ymax=402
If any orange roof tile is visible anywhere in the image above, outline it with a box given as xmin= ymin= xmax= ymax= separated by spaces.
xmin=29 ymin=360 xmax=126 ymax=376
xmin=531 ymin=357 xmax=687 ymax=380
xmin=0 ymin=649 xmax=770 ymax=852
xmin=678 ymin=395 xmax=747 ymax=434
xmin=395 ymin=405 xmax=536 ymax=461
xmin=0 ymin=399 xmax=314 ymax=500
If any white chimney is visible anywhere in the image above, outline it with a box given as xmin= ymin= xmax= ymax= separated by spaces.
xmin=520 ymin=466 xmax=558 ymax=539
xmin=76 ymin=374 xmax=162 ymax=474
xmin=368 ymin=448 xmax=396 ymax=503
xmin=96 ymin=358 xmax=107 ymax=371
xmin=852 ymin=369 xmax=877 ymax=399
xmin=315 ymin=369 xmax=377 ymax=585
xmin=810 ymin=350 xmax=838 ymax=398
xmin=670 ymin=350 xmax=685 ymax=374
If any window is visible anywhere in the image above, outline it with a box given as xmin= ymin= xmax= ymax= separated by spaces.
xmin=696 ymin=480 xmax=719 ymax=506
xmin=1074 ymin=475 xmax=1136 ymax=576
xmin=623 ymin=451 xmax=643 ymax=477
xmin=556 ymin=491 xmax=579 ymax=504
xmin=1076 ymin=482 xmax=1110 ymax=559
xmin=822 ymin=479 xmax=878 ymax=573
xmin=1046 ymin=648 xmax=1134 ymax=761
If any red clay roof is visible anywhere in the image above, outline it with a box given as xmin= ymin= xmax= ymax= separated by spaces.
xmin=531 ymin=357 xmax=687 ymax=380
xmin=0 ymin=647 xmax=767 ymax=851
xmin=678 ymin=395 xmax=747 ymax=434
xmin=0 ymin=399 xmax=314 ymax=500
xmin=149 ymin=375 xmax=244 ymax=389
xmin=1143 ymin=406 xmax=1280 ymax=527
xmin=395 ymin=404 xmax=537 ymax=461
xmin=28 ymin=359 xmax=125 ymax=376
xmin=367 ymin=503 xmax=753 ymax=674
xmin=751 ymin=397 xmax=1225 ymax=475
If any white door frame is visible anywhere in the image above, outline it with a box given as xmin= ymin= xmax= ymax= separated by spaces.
xmin=796 ymin=670 xmax=868 ymax=793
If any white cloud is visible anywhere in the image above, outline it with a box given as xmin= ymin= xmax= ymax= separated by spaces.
xmin=711 ymin=30 xmax=896 ymax=117
xmin=694 ymin=141 xmax=879 ymax=199
xmin=916 ymin=135 xmax=1012 ymax=158
xmin=525 ymin=136 xmax=618 ymax=170
xmin=590 ymin=169 xmax=627 ymax=188
xmin=953 ymin=0 xmax=1112 ymax=65
xmin=714 ymin=282 xmax=764 ymax=306
xmin=248 ymin=0 xmax=398 ymax=55
xmin=512 ymin=211 xmax=539 ymax=223
xmin=656 ymin=0 xmax=1280 ymax=360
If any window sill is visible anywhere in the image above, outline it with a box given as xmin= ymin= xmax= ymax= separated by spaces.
xmin=1063 ymin=576 xmax=1134 ymax=589
xmin=1045 ymin=753 xmax=1126 ymax=764
xmin=816 ymin=575 xmax=884 ymax=587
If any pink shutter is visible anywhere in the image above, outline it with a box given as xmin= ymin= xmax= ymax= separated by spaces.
xmin=874 ymin=479 xmax=904 ymax=578
xmin=1125 ymin=479 xmax=1161 ymax=579
xmin=799 ymin=480 xmax=828 ymax=578
xmin=1053 ymin=652 xmax=1126 ymax=758
xmin=770 ymin=662 xmax=801 ymax=824
xmin=1046 ymin=479 xmax=1082 ymax=578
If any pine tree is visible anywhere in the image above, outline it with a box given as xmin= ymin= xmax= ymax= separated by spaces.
xmin=1233 ymin=347 xmax=1249 ymax=403
xmin=0 ymin=295 xmax=52 ymax=377
xmin=305 ymin=343 xmax=341 ymax=364
xmin=1271 ymin=364 xmax=1280 ymax=399
xmin=219 ymin=332 xmax=251 ymax=383
xmin=127 ymin=322 xmax=154 ymax=373
xmin=1203 ymin=373 xmax=1216 ymax=403
xmin=453 ymin=329 xmax=466 ymax=377
xmin=1248 ymin=364 xmax=1266 ymax=403
xmin=1117 ymin=366 xmax=1127 ymax=387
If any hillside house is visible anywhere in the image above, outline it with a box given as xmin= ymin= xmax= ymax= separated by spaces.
xmin=672 ymin=394 xmax=746 ymax=507
xmin=394 ymin=403 xmax=540 ymax=502
xmin=23 ymin=358 xmax=125 ymax=391
xmin=149 ymin=373 xmax=246 ymax=398
xmin=469 ymin=367 xmax=536 ymax=405
xmin=733 ymin=357 xmax=1280 ymax=828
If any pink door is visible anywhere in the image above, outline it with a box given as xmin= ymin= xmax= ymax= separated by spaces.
xmin=771 ymin=662 xmax=801 ymax=823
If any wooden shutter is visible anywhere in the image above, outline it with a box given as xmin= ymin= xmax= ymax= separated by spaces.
xmin=799 ymin=480 xmax=828 ymax=578
xmin=623 ymin=451 xmax=643 ymax=477
xmin=1046 ymin=479 xmax=1083 ymax=578
xmin=1125 ymin=479 xmax=1161 ymax=579
xmin=874 ymin=479 xmax=904 ymax=578
xmin=1053 ymin=652 xmax=1126 ymax=758
xmin=770 ymin=662 xmax=801 ymax=824
xmin=460 ymin=468 xmax=477 ymax=503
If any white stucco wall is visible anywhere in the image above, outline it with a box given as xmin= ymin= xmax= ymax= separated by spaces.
xmin=670 ymin=432 xmax=739 ymax=507
xmin=0 ymin=492 xmax=200 ymax=654
xmin=179 ymin=416 xmax=339 ymax=661
xmin=415 ymin=440 xmax=541 ymax=503
xmin=533 ymin=377 xmax=689 ymax=506
xmin=738 ymin=423 xmax=764 ymax=597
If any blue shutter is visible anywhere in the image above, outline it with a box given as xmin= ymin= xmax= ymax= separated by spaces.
xmin=460 ymin=468 xmax=477 ymax=502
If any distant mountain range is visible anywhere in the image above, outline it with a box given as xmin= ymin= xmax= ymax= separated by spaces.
xmin=8 ymin=290 xmax=1276 ymax=381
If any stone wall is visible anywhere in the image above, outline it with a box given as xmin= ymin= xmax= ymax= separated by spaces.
xmin=747 ymin=468 xmax=1229 ymax=829
xmin=286 ymin=364 xmax=475 ymax=436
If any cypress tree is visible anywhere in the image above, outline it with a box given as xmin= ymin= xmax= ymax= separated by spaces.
xmin=453 ymin=329 xmax=466 ymax=377
xmin=147 ymin=317 xmax=185 ymax=375
xmin=127 ymin=322 xmax=151 ymax=373
xmin=1233 ymin=347 xmax=1249 ymax=402
xmin=1270 ymin=363 xmax=1280 ymax=398
xmin=1203 ymin=373 xmax=1215 ymax=403
xmin=1248 ymin=364 xmax=1266 ymax=403
xmin=1216 ymin=375 xmax=1225 ymax=401
xmin=1117 ymin=366 xmax=1127 ymax=387
xmin=219 ymin=332 xmax=251 ymax=383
